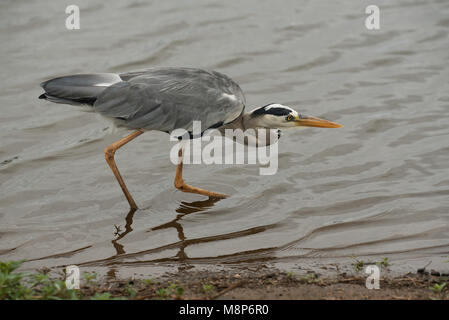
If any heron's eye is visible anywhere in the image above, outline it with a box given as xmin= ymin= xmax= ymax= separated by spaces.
xmin=286 ymin=115 xmax=294 ymax=121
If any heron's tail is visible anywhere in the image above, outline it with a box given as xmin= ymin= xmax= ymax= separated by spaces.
xmin=39 ymin=73 xmax=122 ymax=106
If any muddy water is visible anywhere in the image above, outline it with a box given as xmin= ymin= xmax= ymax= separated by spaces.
xmin=1 ymin=0 xmax=449 ymax=277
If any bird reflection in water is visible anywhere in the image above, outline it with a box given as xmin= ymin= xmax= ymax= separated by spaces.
xmin=104 ymin=195 xmax=275 ymax=280
xmin=111 ymin=197 xmax=222 ymax=258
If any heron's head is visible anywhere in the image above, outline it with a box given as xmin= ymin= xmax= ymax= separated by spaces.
xmin=249 ymin=104 xmax=343 ymax=129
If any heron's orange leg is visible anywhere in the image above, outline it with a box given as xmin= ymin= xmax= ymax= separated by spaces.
xmin=174 ymin=148 xmax=228 ymax=199
xmin=104 ymin=129 xmax=144 ymax=209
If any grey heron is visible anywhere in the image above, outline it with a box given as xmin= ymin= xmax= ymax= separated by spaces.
xmin=39 ymin=67 xmax=342 ymax=209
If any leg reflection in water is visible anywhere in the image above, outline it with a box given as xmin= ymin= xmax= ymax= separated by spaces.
xmin=111 ymin=197 xmax=222 ymax=258
xmin=97 ymin=195 xmax=270 ymax=279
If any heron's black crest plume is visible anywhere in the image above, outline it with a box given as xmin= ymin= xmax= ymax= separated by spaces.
xmin=251 ymin=104 xmax=292 ymax=117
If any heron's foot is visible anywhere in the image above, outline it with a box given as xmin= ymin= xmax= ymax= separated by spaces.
xmin=174 ymin=179 xmax=228 ymax=199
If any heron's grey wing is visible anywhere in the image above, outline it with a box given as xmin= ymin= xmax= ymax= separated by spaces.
xmin=94 ymin=68 xmax=245 ymax=133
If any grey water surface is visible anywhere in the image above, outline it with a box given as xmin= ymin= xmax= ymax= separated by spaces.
xmin=1 ymin=0 xmax=449 ymax=277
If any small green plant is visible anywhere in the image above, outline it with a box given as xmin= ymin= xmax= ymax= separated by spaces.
xmin=0 ymin=260 xmax=80 ymax=300
xmin=156 ymin=283 xmax=184 ymax=299
xmin=377 ymin=257 xmax=391 ymax=268
xmin=82 ymin=272 xmax=97 ymax=285
xmin=125 ymin=283 xmax=137 ymax=298
xmin=91 ymin=292 xmax=111 ymax=300
xmin=168 ymin=283 xmax=184 ymax=299
xmin=202 ymin=284 xmax=215 ymax=294
xmin=429 ymin=283 xmax=446 ymax=294
xmin=87 ymin=291 xmax=127 ymax=300
xmin=156 ymin=288 xmax=170 ymax=299
xmin=286 ymin=272 xmax=296 ymax=280
xmin=350 ymin=255 xmax=365 ymax=272
xmin=142 ymin=278 xmax=154 ymax=285
xmin=298 ymin=273 xmax=320 ymax=284
xmin=0 ymin=260 xmax=31 ymax=299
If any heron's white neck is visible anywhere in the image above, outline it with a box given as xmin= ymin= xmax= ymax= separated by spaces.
xmin=217 ymin=112 xmax=280 ymax=146
xmin=218 ymin=113 xmax=262 ymax=131
xmin=241 ymin=113 xmax=254 ymax=130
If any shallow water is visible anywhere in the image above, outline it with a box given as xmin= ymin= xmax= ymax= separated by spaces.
xmin=1 ymin=0 xmax=449 ymax=277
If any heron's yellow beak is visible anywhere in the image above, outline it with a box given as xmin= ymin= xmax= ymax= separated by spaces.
xmin=294 ymin=115 xmax=343 ymax=128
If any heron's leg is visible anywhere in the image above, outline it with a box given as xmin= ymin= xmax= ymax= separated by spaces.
xmin=174 ymin=147 xmax=228 ymax=199
xmin=104 ymin=129 xmax=144 ymax=209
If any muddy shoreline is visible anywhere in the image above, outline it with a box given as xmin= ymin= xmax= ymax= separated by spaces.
xmin=40 ymin=264 xmax=448 ymax=300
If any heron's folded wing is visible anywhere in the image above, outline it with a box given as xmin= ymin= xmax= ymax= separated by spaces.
xmin=94 ymin=69 xmax=245 ymax=133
